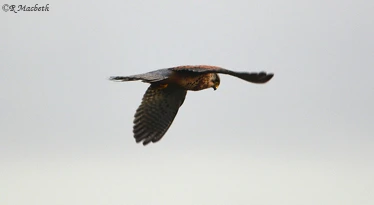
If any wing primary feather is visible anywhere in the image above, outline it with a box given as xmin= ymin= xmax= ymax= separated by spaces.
xmin=132 ymin=85 xmax=187 ymax=145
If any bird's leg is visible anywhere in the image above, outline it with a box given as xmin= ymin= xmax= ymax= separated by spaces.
xmin=157 ymin=84 xmax=168 ymax=89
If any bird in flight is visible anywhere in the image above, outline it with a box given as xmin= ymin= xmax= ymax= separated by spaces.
xmin=110 ymin=65 xmax=274 ymax=146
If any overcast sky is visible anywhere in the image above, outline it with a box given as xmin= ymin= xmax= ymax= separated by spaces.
xmin=1 ymin=0 xmax=373 ymax=204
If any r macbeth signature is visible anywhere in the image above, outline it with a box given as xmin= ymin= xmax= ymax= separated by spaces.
xmin=2 ymin=4 xmax=50 ymax=13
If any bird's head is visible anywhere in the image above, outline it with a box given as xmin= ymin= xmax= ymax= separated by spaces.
xmin=210 ymin=73 xmax=220 ymax=91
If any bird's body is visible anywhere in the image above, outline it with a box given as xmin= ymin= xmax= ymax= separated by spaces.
xmin=166 ymin=72 xmax=219 ymax=91
xmin=110 ymin=65 xmax=274 ymax=145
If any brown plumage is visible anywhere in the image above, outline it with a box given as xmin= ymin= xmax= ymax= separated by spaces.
xmin=110 ymin=65 xmax=274 ymax=145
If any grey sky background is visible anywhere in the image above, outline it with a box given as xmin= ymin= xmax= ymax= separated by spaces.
xmin=1 ymin=0 xmax=373 ymax=204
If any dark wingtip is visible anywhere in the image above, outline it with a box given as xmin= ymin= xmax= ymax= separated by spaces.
xmin=266 ymin=73 xmax=274 ymax=82
xmin=257 ymin=72 xmax=274 ymax=83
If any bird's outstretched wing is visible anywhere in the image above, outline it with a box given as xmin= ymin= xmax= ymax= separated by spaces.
xmin=133 ymin=84 xmax=187 ymax=145
xmin=170 ymin=65 xmax=274 ymax=84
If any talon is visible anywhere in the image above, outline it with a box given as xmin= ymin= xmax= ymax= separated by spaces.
xmin=158 ymin=84 xmax=168 ymax=89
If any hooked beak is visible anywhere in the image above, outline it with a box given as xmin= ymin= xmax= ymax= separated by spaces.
xmin=213 ymin=83 xmax=219 ymax=91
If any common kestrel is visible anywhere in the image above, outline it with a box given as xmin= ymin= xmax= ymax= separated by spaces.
xmin=110 ymin=65 xmax=274 ymax=145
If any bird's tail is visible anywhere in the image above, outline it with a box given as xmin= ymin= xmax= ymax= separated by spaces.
xmin=110 ymin=69 xmax=171 ymax=83
xmin=109 ymin=75 xmax=143 ymax=82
